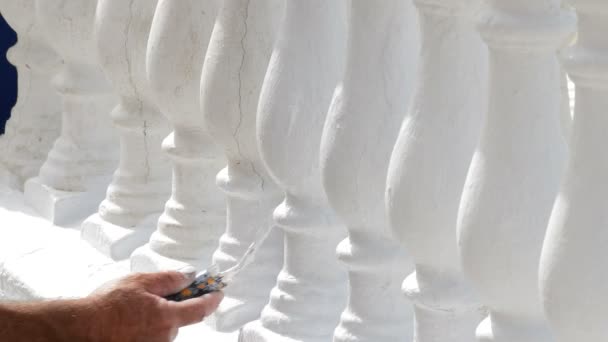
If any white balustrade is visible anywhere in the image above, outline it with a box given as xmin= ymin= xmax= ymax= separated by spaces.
xmin=385 ymin=0 xmax=488 ymax=340
xmin=319 ymin=1 xmax=418 ymax=341
xmin=199 ymin=0 xmax=284 ymax=332
xmin=457 ymin=0 xmax=575 ymax=341
xmin=559 ymin=26 xmax=577 ymax=142
xmin=7 ymin=1 xmax=608 ymax=342
xmin=130 ymin=0 xmax=224 ymax=272
xmin=80 ymin=0 xmax=170 ymax=260
xmin=24 ymin=0 xmax=119 ymax=225
xmin=239 ymin=1 xmax=348 ymax=341
xmin=0 ymin=0 xmax=60 ymax=190
xmin=559 ymin=72 xmax=573 ymax=141
xmin=539 ymin=1 xmax=608 ymax=341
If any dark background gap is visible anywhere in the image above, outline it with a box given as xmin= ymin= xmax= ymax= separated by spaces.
xmin=0 ymin=14 xmax=18 ymax=135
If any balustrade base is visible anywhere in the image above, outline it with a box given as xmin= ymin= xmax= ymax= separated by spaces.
xmin=476 ymin=316 xmax=494 ymax=342
xmin=207 ymin=297 xmax=248 ymax=332
xmin=475 ymin=314 xmax=553 ymax=342
xmin=0 ymin=188 xmax=130 ymax=300
xmin=411 ymin=302 xmax=484 ymax=342
xmin=0 ymin=188 xmax=239 ymax=341
xmin=208 ymin=295 xmax=270 ymax=333
xmin=130 ymin=244 xmax=206 ymax=272
xmin=0 ymin=165 xmax=19 ymax=191
xmin=240 ymin=320 xmax=319 ymax=342
xmin=23 ymin=177 xmax=107 ymax=226
xmin=81 ymin=213 xmax=160 ymax=261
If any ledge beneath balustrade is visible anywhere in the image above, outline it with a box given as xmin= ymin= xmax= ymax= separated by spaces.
xmin=0 ymin=185 xmax=238 ymax=342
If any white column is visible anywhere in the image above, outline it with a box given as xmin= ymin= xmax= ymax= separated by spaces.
xmin=130 ymin=0 xmax=224 ymax=272
xmin=25 ymin=0 xmax=119 ymax=225
xmin=539 ymin=1 xmax=608 ymax=341
xmin=559 ymin=71 xmax=572 ymax=141
xmin=80 ymin=0 xmax=171 ymax=260
xmin=558 ymin=26 xmax=577 ymax=142
xmin=457 ymin=1 xmax=575 ymax=341
xmin=385 ymin=0 xmax=488 ymax=340
xmin=200 ymin=0 xmax=284 ymax=332
xmin=0 ymin=0 xmax=61 ymax=190
xmin=239 ymin=1 xmax=348 ymax=341
xmin=320 ymin=1 xmax=418 ymax=341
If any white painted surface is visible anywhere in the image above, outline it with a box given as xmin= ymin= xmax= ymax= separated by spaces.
xmin=539 ymin=2 xmax=608 ymax=341
xmin=25 ymin=0 xmax=119 ymax=225
xmin=81 ymin=0 xmax=171 ymax=260
xmin=0 ymin=0 xmax=60 ymax=190
xmin=320 ymin=1 xmax=418 ymax=341
xmin=239 ymin=1 xmax=349 ymax=341
xmin=0 ymin=185 xmax=237 ymax=342
xmin=23 ymin=178 xmax=110 ymax=226
xmin=0 ymin=186 xmax=129 ymax=301
xmin=131 ymin=0 xmax=225 ymax=272
xmin=385 ymin=1 xmax=488 ymax=340
xmin=0 ymin=1 xmax=588 ymax=342
xmin=200 ymin=0 xmax=284 ymax=332
xmin=457 ymin=1 xmax=575 ymax=341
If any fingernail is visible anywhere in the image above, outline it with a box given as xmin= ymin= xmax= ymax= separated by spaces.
xmin=177 ymin=266 xmax=196 ymax=280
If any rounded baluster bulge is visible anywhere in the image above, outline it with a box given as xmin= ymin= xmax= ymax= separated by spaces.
xmin=540 ymin=1 xmax=608 ymax=341
xmin=80 ymin=0 xmax=171 ymax=260
xmin=200 ymin=0 xmax=284 ymax=331
xmin=239 ymin=1 xmax=349 ymax=341
xmin=0 ymin=0 xmax=61 ymax=190
xmin=457 ymin=0 xmax=575 ymax=341
xmin=130 ymin=0 xmax=224 ymax=272
xmin=385 ymin=0 xmax=488 ymax=340
xmin=25 ymin=0 xmax=119 ymax=225
xmin=320 ymin=1 xmax=419 ymax=341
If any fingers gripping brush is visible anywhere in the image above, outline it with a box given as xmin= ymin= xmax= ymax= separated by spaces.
xmin=164 ymin=226 xmax=272 ymax=302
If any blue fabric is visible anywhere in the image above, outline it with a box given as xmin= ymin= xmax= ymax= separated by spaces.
xmin=0 ymin=14 xmax=17 ymax=135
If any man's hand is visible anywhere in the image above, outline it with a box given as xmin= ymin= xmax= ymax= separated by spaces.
xmin=0 ymin=270 xmax=223 ymax=342
xmin=89 ymin=270 xmax=224 ymax=342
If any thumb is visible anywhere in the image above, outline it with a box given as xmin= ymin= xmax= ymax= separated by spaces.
xmin=134 ymin=267 xmax=197 ymax=297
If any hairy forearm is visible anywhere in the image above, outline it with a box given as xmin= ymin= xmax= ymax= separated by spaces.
xmin=0 ymin=271 xmax=223 ymax=342
xmin=0 ymin=299 xmax=96 ymax=342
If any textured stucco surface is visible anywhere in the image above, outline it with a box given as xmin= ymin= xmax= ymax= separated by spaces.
xmin=0 ymin=184 xmax=237 ymax=341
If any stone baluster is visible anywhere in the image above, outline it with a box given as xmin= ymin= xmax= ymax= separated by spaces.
xmin=80 ymin=0 xmax=171 ymax=260
xmin=457 ymin=1 xmax=575 ymax=341
xmin=130 ymin=0 xmax=224 ymax=272
xmin=559 ymin=23 xmax=577 ymax=142
xmin=239 ymin=1 xmax=348 ymax=341
xmin=25 ymin=0 xmax=119 ymax=225
xmin=0 ymin=0 xmax=60 ymax=190
xmin=319 ymin=1 xmax=419 ymax=341
xmin=560 ymin=72 xmax=573 ymax=140
xmin=539 ymin=1 xmax=608 ymax=341
xmin=384 ymin=0 xmax=488 ymax=340
xmin=199 ymin=0 xmax=284 ymax=331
